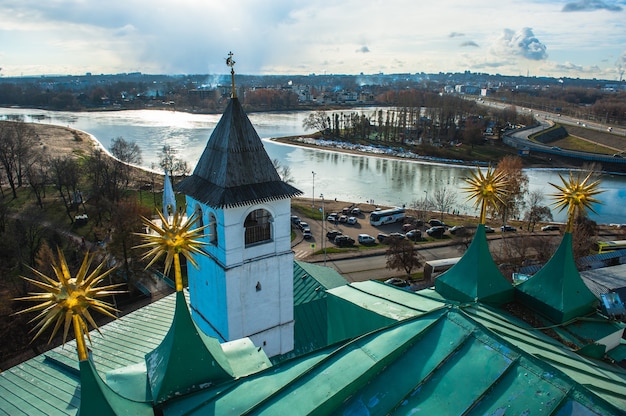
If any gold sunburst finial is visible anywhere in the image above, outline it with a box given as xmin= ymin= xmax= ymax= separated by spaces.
xmin=226 ymin=51 xmax=237 ymax=99
xmin=135 ymin=210 xmax=209 ymax=292
xmin=549 ymin=171 xmax=603 ymax=233
xmin=463 ymin=166 xmax=508 ymax=224
xmin=14 ymin=248 xmax=123 ymax=361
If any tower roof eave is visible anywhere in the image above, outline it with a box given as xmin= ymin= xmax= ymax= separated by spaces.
xmin=177 ymin=176 xmax=302 ymax=209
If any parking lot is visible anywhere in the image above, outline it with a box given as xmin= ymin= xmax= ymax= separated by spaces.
xmin=288 ymin=199 xmax=554 ymax=261
xmin=290 ymin=201 xmax=424 ymax=259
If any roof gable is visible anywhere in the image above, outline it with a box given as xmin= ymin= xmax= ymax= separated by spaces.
xmin=435 ymin=224 xmax=514 ymax=305
xmin=516 ymin=233 xmax=598 ymax=323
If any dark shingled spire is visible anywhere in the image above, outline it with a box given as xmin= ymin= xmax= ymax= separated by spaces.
xmin=176 ymin=97 xmax=302 ymax=208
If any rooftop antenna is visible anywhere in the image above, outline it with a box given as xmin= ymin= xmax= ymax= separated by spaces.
xmin=226 ymin=51 xmax=237 ymax=98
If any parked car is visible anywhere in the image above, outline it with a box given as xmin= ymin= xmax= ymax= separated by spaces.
xmin=384 ymin=277 xmax=409 ymax=288
xmin=500 ymin=225 xmax=517 ymax=232
xmin=347 ymin=216 xmax=358 ymax=225
xmin=326 ymin=230 xmax=342 ymax=240
xmin=342 ymin=207 xmax=351 ymax=215
xmin=405 ymin=217 xmax=424 ymax=227
xmin=350 ymin=207 xmax=361 ymax=215
xmin=334 ymin=235 xmax=355 ymax=247
xmin=541 ymin=225 xmax=560 ymax=231
xmin=402 ymin=223 xmax=416 ymax=232
xmin=406 ymin=229 xmax=422 ymax=241
xmin=377 ymin=233 xmax=390 ymax=243
xmin=327 ymin=213 xmax=338 ymax=222
xmin=484 ymin=225 xmax=495 ymax=233
xmin=338 ymin=215 xmax=348 ymax=223
xmin=428 ymin=219 xmax=446 ymax=227
xmin=388 ymin=232 xmax=405 ymax=241
xmin=298 ymin=221 xmax=309 ymax=231
xmin=358 ymin=234 xmax=376 ymax=245
xmin=291 ymin=215 xmax=300 ymax=225
xmin=426 ymin=226 xmax=446 ymax=238
xmin=302 ymin=229 xmax=312 ymax=239
xmin=449 ymin=225 xmax=465 ymax=235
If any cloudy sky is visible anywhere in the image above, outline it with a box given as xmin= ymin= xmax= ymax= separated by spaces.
xmin=1 ymin=0 xmax=625 ymax=80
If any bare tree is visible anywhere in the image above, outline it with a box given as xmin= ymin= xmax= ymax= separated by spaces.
xmin=302 ymin=111 xmax=331 ymax=134
xmin=25 ymin=159 xmax=48 ymax=209
xmin=0 ymin=120 xmax=38 ymax=198
xmin=11 ymin=121 xmax=38 ymax=188
xmin=272 ymin=158 xmax=294 ymax=184
xmin=412 ymin=195 xmax=433 ymax=222
xmin=432 ymin=187 xmax=457 ymax=221
xmin=107 ymin=198 xmax=152 ymax=289
xmin=571 ymin=215 xmax=598 ymax=263
xmin=523 ymin=189 xmax=553 ymax=231
xmin=110 ymin=137 xmax=142 ymax=165
xmin=493 ymin=156 xmax=528 ymax=225
xmin=386 ymin=239 xmax=423 ymax=277
xmin=0 ymin=122 xmax=20 ymax=198
xmin=49 ymin=156 xmax=81 ymax=223
xmin=158 ymin=145 xmax=190 ymax=178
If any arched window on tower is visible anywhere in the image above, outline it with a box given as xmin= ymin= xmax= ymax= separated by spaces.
xmin=208 ymin=212 xmax=217 ymax=245
xmin=244 ymin=208 xmax=272 ymax=246
xmin=194 ymin=205 xmax=204 ymax=229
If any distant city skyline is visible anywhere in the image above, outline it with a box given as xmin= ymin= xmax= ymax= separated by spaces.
xmin=1 ymin=0 xmax=625 ymax=80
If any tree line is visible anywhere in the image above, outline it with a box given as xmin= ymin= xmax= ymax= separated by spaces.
xmin=302 ymin=93 xmax=534 ymax=146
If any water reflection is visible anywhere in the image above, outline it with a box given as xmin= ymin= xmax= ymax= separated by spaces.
xmin=1 ymin=107 xmax=625 ymax=224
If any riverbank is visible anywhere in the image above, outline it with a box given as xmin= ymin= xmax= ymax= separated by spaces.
xmin=271 ymin=134 xmax=574 ymax=169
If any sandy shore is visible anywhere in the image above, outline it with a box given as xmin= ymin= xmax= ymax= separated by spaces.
xmin=29 ymin=123 xmax=100 ymax=160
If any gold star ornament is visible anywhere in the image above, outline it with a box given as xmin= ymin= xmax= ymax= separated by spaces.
xmin=550 ymin=171 xmax=603 ymax=233
xmin=464 ymin=166 xmax=508 ymax=224
xmin=14 ymin=248 xmax=123 ymax=361
xmin=135 ymin=210 xmax=208 ymax=292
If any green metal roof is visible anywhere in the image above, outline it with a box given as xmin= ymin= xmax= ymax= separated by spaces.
xmin=160 ymin=306 xmax=626 ymax=415
xmin=324 ymin=281 xmax=626 ymax=411
xmin=274 ymin=261 xmax=348 ymax=363
xmin=144 ymin=291 xmax=235 ymax=404
xmin=326 ymin=280 xmax=445 ymax=344
xmin=435 ymin=224 xmax=514 ymax=305
xmin=2 ymin=262 xmax=625 ymax=415
xmin=0 ymin=292 xmax=270 ymax=416
xmin=516 ymin=233 xmax=598 ymax=323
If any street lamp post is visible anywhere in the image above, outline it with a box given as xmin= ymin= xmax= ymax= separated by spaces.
xmin=320 ymin=193 xmax=326 ymax=266
xmin=312 ymin=171 xmax=316 ymax=208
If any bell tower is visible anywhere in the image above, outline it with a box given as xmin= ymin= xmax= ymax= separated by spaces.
xmin=176 ymin=53 xmax=302 ymax=357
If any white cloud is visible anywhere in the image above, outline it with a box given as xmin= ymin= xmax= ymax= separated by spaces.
xmin=0 ymin=0 xmax=623 ymax=79
xmin=490 ymin=28 xmax=548 ymax=61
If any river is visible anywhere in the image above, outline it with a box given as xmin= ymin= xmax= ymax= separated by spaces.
xmin=1 ymin=107 xmax=625 ymax=224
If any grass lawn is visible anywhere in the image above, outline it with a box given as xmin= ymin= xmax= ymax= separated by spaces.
xmin=549 ymin=135 xmax=616 ymax=154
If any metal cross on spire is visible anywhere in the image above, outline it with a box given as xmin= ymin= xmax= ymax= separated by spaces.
xmin=226 ymin=51 xmax=237 ymax=98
